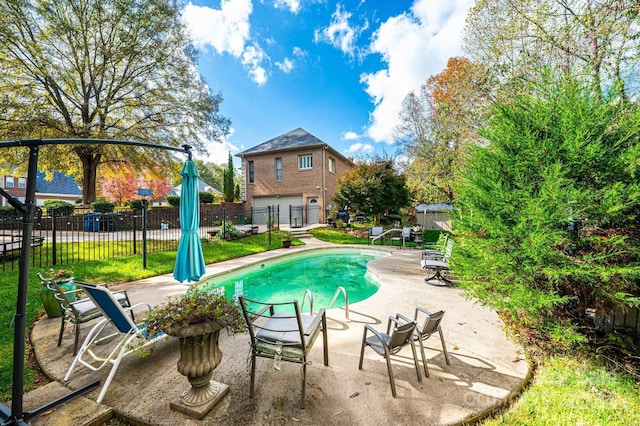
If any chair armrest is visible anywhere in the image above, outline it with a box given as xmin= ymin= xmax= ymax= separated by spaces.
xmin=126 ymin=302 xmax=152 ymax=315
xmin=364 ymin=324 xmax=386 ymax=345
xmin=304 ymin=308 xmax=325 ymax=336
xmin=415 ymin=306 xmax=433 ymax=320
xmin=396 ymin=313 xmax=412 ymax=324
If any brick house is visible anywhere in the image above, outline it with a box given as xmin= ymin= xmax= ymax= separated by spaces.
xmin=236 ymin=128 xmax=354 ymax=226
xmin=0 ymin=172 xmax=81 ymax=207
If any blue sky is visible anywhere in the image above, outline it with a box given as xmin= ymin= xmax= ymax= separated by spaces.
xmin=182 ymin=0 xmax=474 ymax=164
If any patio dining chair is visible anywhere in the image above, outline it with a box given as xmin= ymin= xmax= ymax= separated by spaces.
xmin=421 ymin=237 xmax=455 ymax=286
xmin=368 ymin=226 xmax=384 ymax=245
xmin=358 ymin=316 xmax=422 ymax=397
xmin=64 ymin=281 xmax=165 ymax=404
xmin=396 ymin=308 xmax=450 ymax=377
xmin=37 ymin=273 xmax=132 ymax=355
xmin=391 ymin=227 xmax=412 ymax=248
xmin=238 ymin=296 xmax=328 ymax=408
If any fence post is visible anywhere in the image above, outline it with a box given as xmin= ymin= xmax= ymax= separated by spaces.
xmin=141 ymin=199 xmax=148 ymax=269
xmin=51 ymin=214 xmax=57 ymax=266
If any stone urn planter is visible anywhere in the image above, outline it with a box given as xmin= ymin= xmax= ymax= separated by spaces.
xmin=282 ymin=239 xmax=292 ymax=248
xmin=167 ymin=321 xmax=229 ymax=419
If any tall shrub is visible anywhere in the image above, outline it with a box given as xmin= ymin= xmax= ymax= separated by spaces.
xmin=452 ymin=74 xmax=640 ymax=347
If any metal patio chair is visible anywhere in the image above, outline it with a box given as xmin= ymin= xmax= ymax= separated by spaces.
xmin=238 ymin=296 xmax=329 ymax=408
xmin=358 ymin=315 xmax=422 ymax=397
xmin=397 ymin=308 xmax=450 ymax=377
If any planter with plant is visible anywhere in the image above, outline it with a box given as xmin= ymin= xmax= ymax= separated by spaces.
xmin=38 ymin=268 xmax=75 ymax=318
xmin=282 ymin=238 xmax=292 ymax=248
xmin=143 ymin=289 xmax=245 ymax=419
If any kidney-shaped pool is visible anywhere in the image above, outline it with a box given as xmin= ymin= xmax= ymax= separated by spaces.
xmin=198 ymin=247 xmax=387 ymax=310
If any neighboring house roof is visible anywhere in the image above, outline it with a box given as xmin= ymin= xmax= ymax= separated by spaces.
xmin=416 ymin=203 xmax=453 ymax=212
xmin=236 ymin=127 xmax=354 ymax=165
xmin=169 ymin=179 xmax=222 ymax=196
xmin=35 ymin=171 xmax=82 ymax=196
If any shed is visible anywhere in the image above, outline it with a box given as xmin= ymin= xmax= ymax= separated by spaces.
xmin=416 ymin=203 xmax=452 ymax=231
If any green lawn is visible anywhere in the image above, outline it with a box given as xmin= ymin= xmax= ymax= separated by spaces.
xmin=0 ymin=230 xmax=294 ymax=400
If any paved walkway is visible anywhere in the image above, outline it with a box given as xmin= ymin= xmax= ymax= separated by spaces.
xmin=27 ymin=238 xmax=530 ymax=425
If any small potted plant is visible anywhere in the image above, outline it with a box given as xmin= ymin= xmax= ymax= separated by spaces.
xmin=39 ymin=268 xmax=75 ymax=318
xmin=282 ymin=238 xmax=292 ymax=248
xmin=142 ymin=289 xmax=245 ymax=418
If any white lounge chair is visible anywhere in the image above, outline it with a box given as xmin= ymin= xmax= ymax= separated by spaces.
xmin=64 ymin=282 xmax=165 ymax=403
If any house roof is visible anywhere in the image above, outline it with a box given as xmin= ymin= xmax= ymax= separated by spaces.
xmin=236 ymin=127 xmax=354 ymax=165
xmin=35 ymin=171 xmax=82 ymax=196
xmin=416 ymin=203 xmax=453 ymax=212
xmin=237 ymin=128 xmax=325 ymax=155
xmin=168 ymin=179 xmax=222 ymax=196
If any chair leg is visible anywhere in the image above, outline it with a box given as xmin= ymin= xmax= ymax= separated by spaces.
xmin=322 ymin=314 xmax=329 ymax=366
xmin=358 ymin=329 xmax=367 ymax=370
xmin=301 ymin=362 xmax=307 ymax=409
xmin=249 ymin=353 xmax=256 ymax=398
xmin=73 ymin=324 xmax=81 ymax=356
xmin=410 ymin=340 xmax=422 ymax=383
xmin=418 ymin=337 xmax=429 ymax=378
xmin=439 ymin=327 xmax=451 ymax=365
xmin=384 ymin=353 xmax=397 ymax=398
xmin=57 ymin=317 xmax=65 ymax=347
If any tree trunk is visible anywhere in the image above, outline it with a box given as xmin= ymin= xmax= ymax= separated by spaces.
xmin=75 ymin=148 xmax=102 ymax=204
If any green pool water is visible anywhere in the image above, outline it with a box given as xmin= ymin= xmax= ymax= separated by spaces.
xmin=199 ymin=248 xmax=386 ymax=310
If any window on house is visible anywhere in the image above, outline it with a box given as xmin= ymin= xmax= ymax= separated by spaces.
xmin=6 ymin=177 xmax=14 ymax=188
xmin=248 ymin=161 xmax=254 ymax=183
xmin=18 ymin=177 xmax=26 ymax=188
xmin=298 ymin=154 xmax=312 ymax=170
xmin=275 ymin=158 xmax=282 ymax=181
xmin=329 ymin=157 xmax=336 ymax=174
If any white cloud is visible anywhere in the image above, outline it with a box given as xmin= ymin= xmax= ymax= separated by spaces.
xmin=314 ymin=4 xmax=360 ymax=57
xmin=196 ymin=128 xmax=240 ymax=165
xmin=242 ymin=44 xmax=269 ymax=85
xmin=274 ymin=0 xmax=301 ymax=14
xmin=361 ymin=0 xmax=474 ymax=144
xmin=183 ymin=0 xmax=271 ymax=85
xmin=183 ymin=0 xmax=252 ymax=57
xmin=345 ymin=142 xmax=374 ymax=155
xmin=342 ymin=130 xmax=359 ymax=141
xmin=276 ymin=58 xmax=294 ymax=73
xmin=292 ymin=46 xmax=307 ymax=58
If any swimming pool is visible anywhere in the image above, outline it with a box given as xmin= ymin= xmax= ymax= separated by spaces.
xmin=198 ymin=248 xmax=387 ymax=311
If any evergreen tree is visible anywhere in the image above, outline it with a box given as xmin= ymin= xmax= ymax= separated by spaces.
xmin=223 ymin=152 xmax=235 ymax=202
xmin=452 ymin=73 xmax=640 ymax=348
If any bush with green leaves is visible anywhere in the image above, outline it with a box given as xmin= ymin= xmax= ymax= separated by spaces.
xmin=221 ymin=221 xmax=239 ymax=239
xmin=43 ymin=199 xmax=75 ymax=217
xmin=0 ymin=206 xmax=20 ymax=219
xmin=90 ymin=200 xmax=115 ymax=213
xmin=166 ymin=195 xmax=180 ymax=207
xmin=452 ymin=74 xmax=640 ymax=349
xmin=199 ymin=191 xmax=214 ymax=204
xmin=128 ymin=200 xmax=144 ymax=210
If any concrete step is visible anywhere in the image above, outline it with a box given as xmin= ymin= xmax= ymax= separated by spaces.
xmin=289 ymin=229 xmax=313 ymax=239
xmin=19 ymin=381 xmax=112 ymax=426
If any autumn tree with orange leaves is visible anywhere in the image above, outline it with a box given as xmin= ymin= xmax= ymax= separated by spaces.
xmin=395 ymin=57 xmax=492 ymax=204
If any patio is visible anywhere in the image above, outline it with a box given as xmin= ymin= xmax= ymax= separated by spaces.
xmin=27 ymin=242 xmax=530 ymax=425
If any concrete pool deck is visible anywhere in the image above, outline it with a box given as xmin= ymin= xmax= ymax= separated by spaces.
xmin=27 ymin=238 xmax=530 ymax=425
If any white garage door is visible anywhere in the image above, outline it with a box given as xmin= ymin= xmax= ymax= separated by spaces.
xmin=252 ymin=196 xmax=303 ymax=226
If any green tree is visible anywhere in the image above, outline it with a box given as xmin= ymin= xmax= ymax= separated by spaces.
xmin=464 ymin=0 xmax=639 ymax=99
xmin=333 ymin=158 xmax=410 ymax=224
xmin=395 ymin=57 xmax=492 ymax=203
xmin=0 ymin=0 xmax=229 ymax=203
xmin=223 ymin=152 xmax=235 ymax=202
xmin=452 ymin=73 xmax=640 ymax=348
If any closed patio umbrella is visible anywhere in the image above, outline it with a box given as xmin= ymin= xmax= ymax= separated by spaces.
xmin=173 ymin=160 xmax=206 ymax=283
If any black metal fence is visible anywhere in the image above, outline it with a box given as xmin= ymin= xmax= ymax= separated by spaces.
xmin=0 ymin=207 xmax=247 ymax=271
